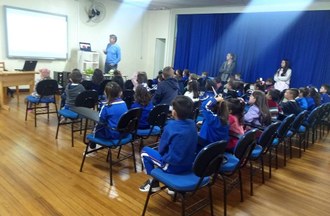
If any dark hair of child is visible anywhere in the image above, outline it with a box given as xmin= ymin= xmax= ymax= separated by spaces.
xmin=288 ymin=88 xmax=299 ymax=99
xmin=308 ymin=87 xmax=321 ymax=106
xmin=134 ymin=85 xmax=151 ymax=106
xmin=205 ymin=79 xmax=217 ymax=91
xmin=172 ymin=95 xmax=194 ymax=120
xmin=92 ymin=68 xmax=104 ymax=85
xmin=252 ymin=90 xmax=271 ymax=125
xmin=187 ymin=80 xmax=199 ymax=99
xmin=137 ymin=72 xmax=148 ymax=84
xmin=268 ymin=89 xmax=281 ymax=102
xmin=215 ymin=100 xmax=229 ymax=125
xmin=299 ymin=87 xmax=309 ymax=97
xmin=70 ymin=69 xmax=82 ymax=83
xmin=321 ymin=84 xmax=330 ymax=93
xmin=104 ymin=82 xmax=122 ymax=105
xmin=227 ymin=98 xmax=245 ymax=125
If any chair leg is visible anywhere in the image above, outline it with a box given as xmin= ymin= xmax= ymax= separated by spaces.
xmin=223 ymin=177 xmax=227 ymax=216
xmin=181 ymin=193 xmax=186 ymax=216
xmin=239 ymin=170 xmax=244 ymax=202
xmin=208 ymin=186 xmax=214 ymax=216
xmin=71 ymin=121 xmax=74 ymax=147
xmin=80 ymin=144 xmax=89 ymax=172
xmin=289 ymin=137 xmax=293 ymax=159
xmin=261 ymin=157 xmax=265 ymax=184
xmin=275 ymin=147 xmax=278 ymax=169
xmin=250 ymin=161 xmax=253 ymax=196
xmin=269 ymin=149 xmax=272 ymax=179
xmin=109 ymin=149 xmax=113 ymax=186
xmin=283 ymin=140 xmax=287 ymax=167
xmin=55 ymin=114 xmax=61 ymax=139
xmin=34 ymin=103 xmax=37 ymax=127
xmin=142 ymin=179 xmax=155 ymax=216
xmin=131 ymin=142 xmax=137 ymax=173
xmin=25 ymin=102 xmax=29 ymax=121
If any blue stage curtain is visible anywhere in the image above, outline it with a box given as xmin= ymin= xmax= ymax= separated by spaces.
xmin=174 ymin=11 xmax=330 ymax=88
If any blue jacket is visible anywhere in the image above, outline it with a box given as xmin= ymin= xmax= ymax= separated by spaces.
xmin=199 ymin=97 xmax=229 ymax=145
xmin=158 ymin=119 xmax=198 ymax=170
xmin=296 ymin=97 xmax=308 ymax=110
xmin=321 ymin=93 xmax=330 ymax=104
xmin=95 ymin=98 xmax=128 ymax=139
xmin=152 ymin=78 xmax=179 ymax=105
xmin=131 ymin=101 xmax=154 ymax=129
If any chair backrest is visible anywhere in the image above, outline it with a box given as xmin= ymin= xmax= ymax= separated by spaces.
xmin=290 ymin=110 xmax=308 ymax=133
xmin=234 ymin=128 xmax=258 ymax=168
xmin=36 ymin=79 xmax=59 ymax=97
xmin=276 ymin=114 xmax=295 ymax=140
xmin=117 ymin=107 xmax=142 ymax=136
xmin=258 ymin=122 xmax=281 ymax=154
xmin=74 ymin=90 xmax=98 ymax=108
xmin=99 ymin=79 xmax=112 ymax=95
xmin=193 ymin=140 xmax=227 ymax=178
xmin=190 ymin=101 xmax=201 ymax=121
xmin=122 ymin=89 xmax=135 ymax=108
xmin=147 ymin=104 xmax=169 ymax=128
xmin=81 ymin=80 xmax=94 ymax=90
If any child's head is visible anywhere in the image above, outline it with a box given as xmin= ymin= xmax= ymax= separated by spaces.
xmin=175 ymin=69 xmax=183 ymax=77
xmin=39 ymin=68 xmax=51 ymax=79
xmin=134 ymin=85 xmax=151 ymax=106
xmin=234 ymin=73 xmax=241 ymax=80
xmin=214 ymin=100 xmax=229 ymax=125
xmin=171 ymin=95 xmax=194 ymax=120
xmin=137 ymin=71 xmax=148 ymax=84
xmin=265 ymin=78 xmax=274 ymax=86
xmin=250 ymin=90 xmax=271 ymax=125
xmin=187 ymin=80 xmax=199 ymax=98
xmin=266 ymin=89 xmax=281 ymax=102
xmin=189 ymin=73 xmax=199 ymax=81
xmin=162 ymin=66 xmax=174 ymax=79
xmin=320 ymin=84 xmax=330 ymax=94
xmin=183 ymin=69 xmax=190 ymax=77
xmin=205 ymin=79 xmax=217 ymax=92
xmin=202 ymin=71 xmax=208 ymax=77
xmin=227 ymin=98 xmax=245 ymax=124
xmin=298 ymin=87 xmax=308 ymax=98
xmin=104 ymin=81 xmax=122 ymax=103
xmin=284 ymin=88 xmax=299 ymax=100
xmin=92 ymin=68 xmax=104 ymax=85
xmin=70 ymin=69 xmax=82 ymax=84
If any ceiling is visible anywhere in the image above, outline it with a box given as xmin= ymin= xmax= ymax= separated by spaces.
xmin=112 ymin=0 xmax=326 ymax=10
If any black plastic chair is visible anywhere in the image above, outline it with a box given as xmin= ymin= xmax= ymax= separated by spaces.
xmin=80 ymin=107 xmax=142 ymax=186
xmin=142 ymin=140 xmax=227 ymax=216
xmin=219 ymin=129 xmax=258 ymax=216
xmin=136 ymin=104 xmax=169 ymax=151
xmin=287 ymin=110 xmax=308 ymax=158
xmin=81 ymin=80 xmax=94 ymax=90
xmin=55 ymin=90 xmax=98 ymax=147
xmin=268 ymin=114 xmax=295 ymax=178
xmin=249 ymin=122 xmax=280 ymax=195
xmin=301 ymin=106 xmax=320 ymax=148
xmin=25 ymin=79 xmax=59 ymax=127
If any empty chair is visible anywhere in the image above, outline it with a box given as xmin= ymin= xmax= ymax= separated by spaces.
xmin=268 ymin=114 xmax=295 ymax=178
xmin=249 ymin=122 xmax=280 ymax=195
xmin=55 ymin=90 xmax=98 ymax=147
xmin=80 ymin=107 xmax=142 ymax=186
xmin=219 ymin=128 xmax=258 ymax=216
xmin=142 ymin=140 xmax=227 ymax=216
xmin=25 ymin=79 xmax=59 ymax=127
xmin=136 ymin=104 xmax=169 ymax=150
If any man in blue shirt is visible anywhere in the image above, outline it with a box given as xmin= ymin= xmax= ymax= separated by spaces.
xmin=104 ymin=34 xmax=121 ymax=74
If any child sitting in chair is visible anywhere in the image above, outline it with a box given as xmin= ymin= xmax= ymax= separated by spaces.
xmin=139 ymin=95 xmax=198 ymax=192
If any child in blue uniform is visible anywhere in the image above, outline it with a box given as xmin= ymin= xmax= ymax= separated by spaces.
xmin=139 ymin=95 xmax=198 ymax=192
xmin=198 ymin=95 xmax=229 ymax=149
xmin=93 ymin=81 xmax=128 ymax=139
xmin=131 ymin=85 xmax=153 ymax=129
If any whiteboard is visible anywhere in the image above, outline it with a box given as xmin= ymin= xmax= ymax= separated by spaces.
xmin=4 ymin=6 xmax=68 ymax=60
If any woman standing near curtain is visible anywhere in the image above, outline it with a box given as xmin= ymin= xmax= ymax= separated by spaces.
xmin=274 ymin=59 xmax=292 ymax=92
xmin=218 ymin=53 xmax=236 ymax=83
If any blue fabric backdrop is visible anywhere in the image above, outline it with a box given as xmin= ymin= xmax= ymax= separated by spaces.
xmin=173 ymin=11 xmax=330 ymax=88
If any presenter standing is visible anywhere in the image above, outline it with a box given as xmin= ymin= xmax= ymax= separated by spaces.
xmin=274 ymin=59 xmax=292 ymax=92
xmin=218 ymin=53 xmax=236 ymax=83
xmin=104 ymin=34 xmax=121 ymax=74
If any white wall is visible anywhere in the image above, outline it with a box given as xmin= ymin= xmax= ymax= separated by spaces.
xmin=0 ymin=0 xmax=147 ymax=79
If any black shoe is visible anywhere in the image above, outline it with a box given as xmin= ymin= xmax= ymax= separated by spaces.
xmin=139 ymin=179 xmax=160 ymax=192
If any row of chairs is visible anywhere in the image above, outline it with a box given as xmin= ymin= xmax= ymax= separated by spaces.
xmin=142 ymin=102 xmax=330 ymax=216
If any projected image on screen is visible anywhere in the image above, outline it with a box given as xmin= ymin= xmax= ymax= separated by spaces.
xmin=4 ymin=6 xmax=68 ymax=60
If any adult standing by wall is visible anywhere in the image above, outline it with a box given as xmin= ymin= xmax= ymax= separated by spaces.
xmin=103 ymin=34 xmax=121 ymax=74
xmin=274 ymin=59 xmax=292 ymax=92
xmin=218 ymin=53 xmax=236 ymax=83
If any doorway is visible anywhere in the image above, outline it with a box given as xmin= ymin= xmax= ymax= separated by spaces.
xmin=154 ymin=38 xmax=166 ymax=78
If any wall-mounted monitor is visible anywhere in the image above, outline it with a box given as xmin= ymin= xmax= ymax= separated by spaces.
xmin=4 ymin=6 xmax=68 ymax=60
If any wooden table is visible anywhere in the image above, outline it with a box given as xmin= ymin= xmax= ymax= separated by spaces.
xmin=0 ymin=71 xmax=36 ymax=110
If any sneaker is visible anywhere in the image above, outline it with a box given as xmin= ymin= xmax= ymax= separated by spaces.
xmin=139 ymin=179 xmax=160 ymax=192
xmin=82 ymin=146 xmax=97 ymax=157
xmin=167 ymin=188 xmax=175 ymax=195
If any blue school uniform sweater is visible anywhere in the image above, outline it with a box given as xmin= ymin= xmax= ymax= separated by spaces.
xmin=296 ymin=97 xmax=308 ymax=110
xmin=199 ymin=97 xmax=229 ymax=145
xmin=95 ymin=98 xmax=128 ymax=139
xmin=158 ymin=119 xmax=198 ymax=171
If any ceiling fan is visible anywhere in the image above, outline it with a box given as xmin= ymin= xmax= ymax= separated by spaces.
xmin=86 ymin=1 xmax=106 ymax=23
